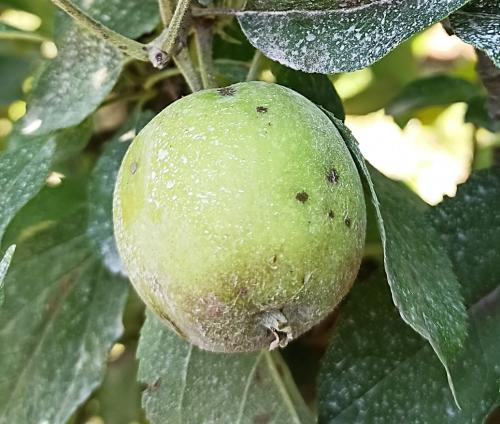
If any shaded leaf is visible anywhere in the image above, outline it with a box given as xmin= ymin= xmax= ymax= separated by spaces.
xmin=87 ymin=110 xmax=153 ymax=275
xmin=72 ymin=0 xmax=160 ymax=39
xmin=137 ymin=313 xmax=315 ymax=424
xmin=318 ymin=168 xmax=500 ymax=423
xmin=325 ymin=113 xmax=468 ymax=399
xmin=0 ymin=135 xmax=56 ymax=243
xmin=269 ymin=61 xmax=345 ymax=120
xmin=450 ymin=0 xmax=500 ymax=67
xmin=2 ymin=177 xmax=87 ymax=248
xmin=0 ymin=207 xmax=129 ymax=423
xmin=430 ymin=167 xmax=500 ymax=305
xmin=238 ymin=0 xmax=470 ymax=73
xmin=21 ymin=14 xmax=123 ymax=136
xmin=475 ymin=50 xmax=500 ymax=128
xmin=386 ymin=74 xmax=481 ymax=127
xmin=465 ymin=95 xmax=499 ymax=131
xmin=0 ymin=245 xmax=16 ymax=307
xmin=318 ymin=274 xmax=500 ymax=423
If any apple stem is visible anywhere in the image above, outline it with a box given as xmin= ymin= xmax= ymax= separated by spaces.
xmin=51 ymin=0 xmax=149 ymax=61
xmin=246 ymin=50 xmax=263 ymax=82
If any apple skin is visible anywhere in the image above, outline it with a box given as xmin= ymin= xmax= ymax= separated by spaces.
xmin=113 ymin=81 xmax=366 ymax=353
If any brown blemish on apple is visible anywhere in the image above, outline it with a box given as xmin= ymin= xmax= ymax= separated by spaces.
xmin=295 ymin=191 xmax=309 ymax=203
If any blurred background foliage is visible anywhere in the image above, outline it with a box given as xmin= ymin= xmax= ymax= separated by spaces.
xmin=0 ymin=1 xmax=498 ymax=423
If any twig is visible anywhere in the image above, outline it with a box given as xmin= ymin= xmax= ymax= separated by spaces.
xmin=0 ymin=31 xmax=49 ymax=43
xmin=194 ymin=18 xmax=217 ymax=89
xmin=147 ymin=0 xmax=193 ymax=68
xmin=174 ymin=48 xmax=203 ymax=92
xmin=51 ymin=0 xmax=148 ymax=61
xmin=144 ymin=67 xmax=182 ymax=89
xmin=191 ymin=7 xmax=239 ymax=18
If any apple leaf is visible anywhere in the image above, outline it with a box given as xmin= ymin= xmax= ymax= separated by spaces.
xmin=72 ymin=0 xmax=160 ymax=39
xmin=87 ymin=110 xmax=153 ymax=275
xmin=449 ymin=0 xmax=500 ymax=67
xmin=0 ymin=205 xmax=129 ymax=423
xmin=0 ymin=136 xmax=56 ymax=244
xmin=317 ymin=167 xmax=500 ymax=423
xmin=0 ymin=245 xmax=16 ymax=307
xmin=238 ymin=0 xmax=470 ymax=73
xmin=430 ymin=167 xmax=500 ymax=306
xmin=21 ymin=14 xmax=123 ymax=136
xmin=324 ymin=113 xmax=468 ymax=401
xmin=269 ymin=61 xmax=345 ymax=121
xmin=137 ymin=313 xmax=315 ymax=424
xmin=386 ymin=75 xmax=481 ymax=127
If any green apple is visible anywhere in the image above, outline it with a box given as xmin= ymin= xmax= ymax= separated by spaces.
xmin=113 ymin=81 xmax=366 ymax=352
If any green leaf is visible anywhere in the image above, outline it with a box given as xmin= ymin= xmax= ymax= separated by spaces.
xmin=465 ymin=95 xmax=500 ymax=132
xmin=386 ymin=75 xmax=481 ymax=127
xmin=2 ymin=177 xmax=87 ymax=247
xmin=430 ymin=167 xmax=500 ymax=305
xmin=318 ymin=274 xmax=500 ymax=423
xmin=0 ymin=135 xmax=56 ymax=244
xmin=238 ymin=0 xmax=470 ymax=73
xmin=0 ymin=245 xmax=16 ymax=307
xmin=21 ymin=14 xmax=123 ymax=136
xmin=317 ymin=168 xmax=500 ymax=423
xmin=450 ymin=0 xmax=500 ymax=67
xmin=87 ymin=110 xmax=153 ymax=275
xmin=8 ymin=118 xmax=94 ymax=165
xmin=269 ymin=61 xmax=345 ymax=121
xmin=325 ymin=113 xmax=468 ymax=401
xmin=73 ymin=0 xmax=160 ymax=39
xmin=0 ymin=207 xmax=129 ymax=423
xmin=137 ymin=313 xmax=315 ymax=424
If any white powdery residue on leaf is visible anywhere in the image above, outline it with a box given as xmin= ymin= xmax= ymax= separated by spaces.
xmin=238 ymin=0 xmax=471 ymax=73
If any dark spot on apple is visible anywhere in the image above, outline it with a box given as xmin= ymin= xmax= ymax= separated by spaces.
xmin=119 ymin=45 xmax=128 ymax=50
xmin=328 ymin=210 xmax=335 ymax=220
xmin=103 ymin=34 xmax=109 ymax=39
xmin=218 ymin=86 xmax=236 ymax=96
xmin=327 ymin=168 xmax=339 ymax=183
xmin=256 ymin=106 xmax=268 ymax=113
xmin=272 ymin=254 xmax=277 ymax=263
xmin=254 ymin=414 xmax=272 ymax=424
xmin=130 ymin=162 xmax=138 ymax=175
xmin=295 ymin=191 xmax=309 ymax=203
xmin=344 ymin=217 xmax=351 ymax=228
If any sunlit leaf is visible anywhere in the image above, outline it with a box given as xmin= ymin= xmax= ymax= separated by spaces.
xmin=0 ymin=135 xmax=55 ymax=243
xmin=450 ymin=0 xmax=500 ymax=67
xmin=21 ymin=14 xmax=123 ymax=136
xmin=238 ymin=0 xmax=470 ymax=73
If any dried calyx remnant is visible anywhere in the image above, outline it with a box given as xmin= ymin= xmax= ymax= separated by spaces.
xmin=113 ymin=81 xmax=366 ymax=353
xmin=261 ymin=310 xmax=293 ymax=350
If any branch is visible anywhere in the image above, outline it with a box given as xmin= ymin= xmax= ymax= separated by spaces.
xmin=51 ymin=0 xmax=148 ymax=61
